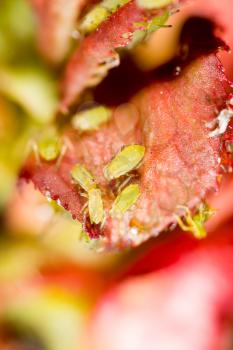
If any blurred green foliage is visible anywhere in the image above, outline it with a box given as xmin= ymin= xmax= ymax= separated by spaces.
xmin=0 ymin=0 xmax=35 ymax=64
xmin=0 ymin=0 xmax=58 ymax=208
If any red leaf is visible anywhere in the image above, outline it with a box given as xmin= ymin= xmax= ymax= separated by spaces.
xmin=88 ymin=221 xmax=233 ymax=350
xmin=21 ymin=54 xmax=230 ymax=248
xmin=59 ymin=0 xmax=184 ymax=112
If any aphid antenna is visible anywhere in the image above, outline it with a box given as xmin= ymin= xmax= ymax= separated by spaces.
xmin=80 ymin=191 xmax=88 ymax=198
xmin=170 ymin=8 xmax=180 ymax=16
xmin=176 ymin=204 xmax=191 ymax=215
xmin=100 ymin=212 xmax=107 ymax=230
xmin=81 ymin=201 xmax=88 ymax=214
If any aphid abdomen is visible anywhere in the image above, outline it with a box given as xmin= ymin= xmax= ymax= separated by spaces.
xmin=88 ymin=188 xmax=104 ymax=224
xmin=38 ymin=138 xmax=61 ymax=161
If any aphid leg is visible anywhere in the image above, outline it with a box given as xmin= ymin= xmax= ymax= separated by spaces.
xmin=174 ymin=214 xmax=193 ymax=232
xmin=100 ymin=211 xmax=107 ymax=230
xmin=63 ymin=136 xmax=74 ymax=151
xmin=176 ymin=204 xmax=191 ymax=214
xmin=55 ymin=137 xmax=74 ymax=169
xmin=56 ymin=144 xmax=67 ymax=169
xmin=80 ymin=191 xmax=88 ymax=198
xmin=80 ymin=192 xmax=89 ymax=213
xmin=26 ymin=139 xmax=41 ymax=166
xmin=117 ymin=174 xmax=134 ymax=193
xmin=81 ymin=200 xmax=88 ymax=213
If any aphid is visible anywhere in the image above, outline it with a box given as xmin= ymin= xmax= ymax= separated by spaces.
xmin=71 ymin=164 xmax=96 ymax=192
xmin=175 ymin=203 xmax=215 ymax=239
xmin=137 ymin=0 xmax=172 ymax=10
xmin=111 ymin=183 xmax=140 ymax=216
xmin=104 ymin=144 xmax=145 ymax=180
xmin=27 ymin=129 xmax=65 ymax=164
xmin=88 ymin=188 xmax=104 ymax=224
xmin=38 ymin=136 xmax=61 ymax=161
xmin=80 ymin=0 xmax=130 ymax=34
xmin=72 ymin=105 xmax=111 ymax=132
xmin=130 ymin=11 xmax=170 ymax=48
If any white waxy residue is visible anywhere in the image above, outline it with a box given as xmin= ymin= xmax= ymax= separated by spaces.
xmin=208 ymin=108 xmax=233 ymax=138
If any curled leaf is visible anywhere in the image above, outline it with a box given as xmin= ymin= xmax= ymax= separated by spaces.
xmin=21 ymin=54 xmax=231 ymax=247
xmin=60 ymin=0 xmax=184 ymax=111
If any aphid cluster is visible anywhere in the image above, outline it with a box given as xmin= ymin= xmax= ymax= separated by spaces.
xmin=104 ymin=144 xmax=145 ymax=217
xmin=175 ymin=203 xmax=215 ymax=239
xmin=70 ymin=143 xmax=145 ymax=234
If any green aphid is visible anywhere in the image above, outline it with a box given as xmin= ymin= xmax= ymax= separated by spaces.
xmin=128 ymin=12 xmax=170 ymax=49
xmin=38 ymin=137 xmax=61 ymax=161
xmin=137 ymin=0 xmax=172 ymax=10
xmin=72 ymin=105 xmax=111 ymax=131
xmin=175 ymin=203 xmax=215 ymax=239
xmin=104 ymin=144 xmax=145 ymax=180
xmin=80 ymin=0 xmax=130 ymax=34
xmin=71 ymin=164 xmax=96 ymax=192
xmin=88 ymin=188 xmax=104 ymax=224
xmin=147 ymin=11 xmax=170 ymax=34
xmin=111 ymin=183 xmax=140 ymax=216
